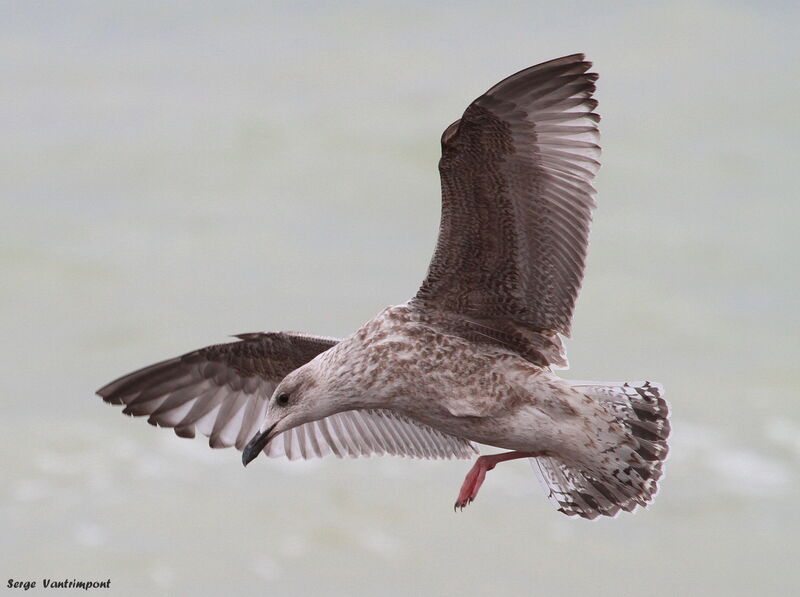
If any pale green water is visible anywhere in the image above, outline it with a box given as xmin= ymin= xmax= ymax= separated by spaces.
xmin=2 ymin=2 xmax=799 ymax=595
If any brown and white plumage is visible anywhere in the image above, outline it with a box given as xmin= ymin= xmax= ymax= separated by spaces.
xmin=97 ymin=54 xmax=670 ymax=520
xmin=416 ymin=53 xmax=600 ymax=367
xmin=98 ymin=332 xmax=477 ymax=460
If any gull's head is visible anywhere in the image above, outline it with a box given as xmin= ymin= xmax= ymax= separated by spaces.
xmin=241 ymin=354 xmax=345 ymax=467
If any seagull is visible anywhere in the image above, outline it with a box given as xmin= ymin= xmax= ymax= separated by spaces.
xmin=97 ymin=54 xmax=670 ymax=519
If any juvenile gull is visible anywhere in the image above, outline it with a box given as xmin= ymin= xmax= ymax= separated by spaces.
xmin=97 ymin=54 xmax=670 ymax=519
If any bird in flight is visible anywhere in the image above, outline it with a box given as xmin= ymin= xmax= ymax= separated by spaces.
xmin=98 ymin=54 xmax=670 ymax=519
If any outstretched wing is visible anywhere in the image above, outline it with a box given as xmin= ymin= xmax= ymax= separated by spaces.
xmin=97 ymin=332 xmax=476 ymax=460
xmin=97 ymin=332 xmax=338 ymax=450
xmin=415 ymin=53 xmax=600 ymax=346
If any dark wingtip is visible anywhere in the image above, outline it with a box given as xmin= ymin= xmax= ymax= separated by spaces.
xmin=96 ymin=384 xmax=119 ymax=403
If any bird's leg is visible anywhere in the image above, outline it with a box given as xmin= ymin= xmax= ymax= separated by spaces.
xmin=454 ymin=451 xmax=548 ymax=511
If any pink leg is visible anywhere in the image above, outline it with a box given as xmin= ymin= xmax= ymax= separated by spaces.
xmin=454 ymin=451 xmax=549 ymax=511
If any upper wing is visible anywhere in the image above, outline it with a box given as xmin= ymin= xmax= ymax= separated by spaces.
xmin=97 ymin=332 xmax=476 ymax=460
xmin=415 ymin=53 xmax=600 ymax=342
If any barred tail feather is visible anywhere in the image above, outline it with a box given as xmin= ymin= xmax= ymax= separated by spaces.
xmin=531 ymin=381 xmax=670 ymax=520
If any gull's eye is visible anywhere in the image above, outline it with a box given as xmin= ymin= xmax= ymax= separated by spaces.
xmin=276 ymin=393 xmax=290 ymax=407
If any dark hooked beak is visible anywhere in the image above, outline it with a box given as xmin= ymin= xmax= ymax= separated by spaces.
xmin=242 ymin=421 xmax=278 ymax=467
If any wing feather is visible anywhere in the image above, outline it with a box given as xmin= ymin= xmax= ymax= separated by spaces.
xmin=100 ymin=332 xmax=479 ymax=461
xmin=415 ymin=53 xmax=600 ymax=360
xmin=263 ymin=409 xmax=478 ymax=461
xmin=97 ymin=332 xmax=338 ymax=450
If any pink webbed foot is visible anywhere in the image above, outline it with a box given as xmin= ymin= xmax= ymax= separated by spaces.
xmin=453 ymin=451 xmax=548 ymax=511
xmin=454 ymin=457 xmax=491 ymax=510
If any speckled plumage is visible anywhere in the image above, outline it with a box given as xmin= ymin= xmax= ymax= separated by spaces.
xmin=97 ymin=54 xmax=670 ymax=519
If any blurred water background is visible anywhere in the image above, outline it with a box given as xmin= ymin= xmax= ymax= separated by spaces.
xmin=2 ymin=1 xmax=799 ymax=595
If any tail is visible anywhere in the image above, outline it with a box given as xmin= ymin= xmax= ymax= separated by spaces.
xmin=531 ymin=381 xmax=670 ymax=520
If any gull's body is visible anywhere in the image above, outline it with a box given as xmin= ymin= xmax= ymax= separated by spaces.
xmin=298 ymin=303 xmax=602 ymax=456
xmin=98 ymin=54 xmax=670 ymax=519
